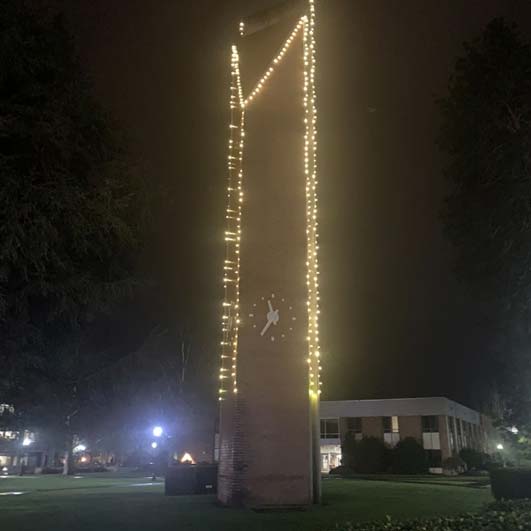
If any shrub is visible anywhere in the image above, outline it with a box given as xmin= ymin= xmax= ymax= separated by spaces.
xmin=442 ymin=455 xmax=466 ymax=475
xmin=459 ymin=448 xmax=486 ymax=470
xmin=352 ymin=437 xmax=388 ymax=474
xmin=490 ymin=467 xmax=531 ymax=500
xmin=330 ymin=499 xmax=531 ymax=531
xmin=341 ymin=432 xmax=358 ymax=470
xmin=391 ymin=437 xmax=428 ymax=474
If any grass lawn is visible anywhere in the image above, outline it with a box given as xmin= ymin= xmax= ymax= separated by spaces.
xmin=0 ymin=473 xmax=493 ymax=531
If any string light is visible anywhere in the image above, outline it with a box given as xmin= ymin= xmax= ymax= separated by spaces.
xmin=303 ymin=0 xmax=322 ymax=398
xmin=243 ymin=18 xmax=305 ymax=107
xmin=218 ymin=1 xmax=322 ymax=401
xmin=219 ymin=46 xmax=245 ymax=400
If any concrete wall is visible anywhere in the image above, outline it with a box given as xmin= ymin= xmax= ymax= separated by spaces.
xmin=321 ymin=397 xmax=480 ymax=425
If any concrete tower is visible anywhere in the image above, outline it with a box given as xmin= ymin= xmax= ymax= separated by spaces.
xmin=217 ymin=0 xmax=322 ymax=508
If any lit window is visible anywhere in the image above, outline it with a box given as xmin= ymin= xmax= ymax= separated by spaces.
xmin=383 ymin=417 xmax=400 ymax=446
xmin=422 ymin=416 xmax=440 ymax=450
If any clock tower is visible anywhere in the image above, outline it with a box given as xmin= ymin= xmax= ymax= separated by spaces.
xmin=217 ymin=0 xmax=322 ymax=508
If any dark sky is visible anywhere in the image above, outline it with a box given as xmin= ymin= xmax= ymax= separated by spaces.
xmin=64 ymin=1 xmax=531 ymax=409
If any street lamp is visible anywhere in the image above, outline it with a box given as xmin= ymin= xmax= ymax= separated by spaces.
xmin=152 ymin=426 xmax=163 ymax=438
xmin=151 ymin=441 xmax=158 ymax=449
xmin=22 ymin=437 xmax=32 ymax=447
xmin=497 ymin=443 xmax=504 ymax=450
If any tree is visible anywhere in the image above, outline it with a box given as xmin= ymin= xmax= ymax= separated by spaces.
xmin=0 ymin=1 xmax=150 ymax=473
xmin=392 ymin=438 xmax=427 ymax=474
xmin=340 ymin=432 xmax=358 ymax=470
xmin=351 ymin=437 xmax=389 ymax=474
xmin=438 ymin=18 xmax=531 ymax=430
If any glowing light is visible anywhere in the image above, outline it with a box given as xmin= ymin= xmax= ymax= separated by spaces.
xmin=180 ymin=452 xmax=195 ymax=464
xmin=152 ymin=426 xmax=163 ymax=437
xmin=218 ymin=1 xmax=322 ymax=399
xmin=151 ymin=441 xmax=158 ymax=449
xmin=22 ymin=438 xmax=32 ymax=447
xmin=497 ymin=443 xmax=504 ymax=450
xmin=80 ymin=456 xmax=88 ymax=463
xmin=73 ymin=444 xmax=86 ymax=453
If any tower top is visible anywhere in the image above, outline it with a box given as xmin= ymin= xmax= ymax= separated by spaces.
xmin=240 ymin=0 xmax=307 ymax=37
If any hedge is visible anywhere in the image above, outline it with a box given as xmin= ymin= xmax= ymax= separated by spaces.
xmin=490 ymin=467 xmax=531 ymax=500
xmin=330 ymin=500 xmax=531 ymax=531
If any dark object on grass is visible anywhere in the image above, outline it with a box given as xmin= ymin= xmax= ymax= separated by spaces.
xmin=490 ymin=468 xmax=531 ymax=500
xmin=329 ymin=465 xmax=353 ymax=476
xmin=165 ymin=463 xmax=218 ymax=496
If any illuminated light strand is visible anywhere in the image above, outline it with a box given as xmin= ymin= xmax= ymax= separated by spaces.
xmin=304 ymin=0 xmax=322 ymax=397
xmin=243 ymin=17 xmax=305 ymax=108
xmin=219 ymin=46 xmax=245 ymax=400
xmin=219 ymin=1 xmax=322 ymax=400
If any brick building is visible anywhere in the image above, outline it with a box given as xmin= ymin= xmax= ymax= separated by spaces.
xmin=319 ymin=397 xmax=496 ymax=473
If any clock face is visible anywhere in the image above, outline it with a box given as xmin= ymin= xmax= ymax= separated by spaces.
xmin=247 ymin=293 xmax=298 ymax=342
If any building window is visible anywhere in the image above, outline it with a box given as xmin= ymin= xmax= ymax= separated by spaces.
xmin=422 ymin=416 xmax=440 ymax=450
xmin=421 ymin=416 xmax=439 ymax=433
xmin=449 ymin=417 xmax=456 ymax=450
xmin=320 ymin=418 xmax=339 ymax=439
xmin=456 ymin=418 xmax=463 ymax=448
xmin=383 ymin=416 xmax=400 ymax=446
xmin=320 ymin=444 xmax=342 ymax=473
xmin=345 ymin=417 xmax=363 ymax=441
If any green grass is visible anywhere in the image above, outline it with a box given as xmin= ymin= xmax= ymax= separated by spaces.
xmin=0 ymin=473 xmax=493 ymax=531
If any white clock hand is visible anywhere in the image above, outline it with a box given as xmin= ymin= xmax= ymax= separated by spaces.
xmin=268 ymin=300 xmax=273 ymax=313
xmin=260 ymin=319 xmax=273 ymax=336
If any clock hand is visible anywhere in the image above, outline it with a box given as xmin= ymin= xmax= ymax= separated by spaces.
xmin=260 ymin=318 xmax=273 ymax=336
xmin=268 ymin=300 xmax=273 ymax=313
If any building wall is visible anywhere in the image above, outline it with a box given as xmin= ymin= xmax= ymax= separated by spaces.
xmin=318 ymin=398 xmax=495 ymax=474
xmin=362 ymin=417 xmax=383 ymax=439
xmin=397 ymin=415 xmax=422 ymax=441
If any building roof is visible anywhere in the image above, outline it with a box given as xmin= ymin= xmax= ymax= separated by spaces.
xmin=320 ymin=397 xmax=480 ymax=424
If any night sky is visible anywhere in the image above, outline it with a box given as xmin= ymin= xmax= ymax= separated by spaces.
xmin=63 ymin=1 xmax=531 ymax=408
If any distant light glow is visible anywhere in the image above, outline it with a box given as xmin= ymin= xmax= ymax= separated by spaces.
xmin=152 ymin=426 xmax=163 ymax=437
xmin=73 ymin=444 xmax=86 ymax=453
xmin=80 ymin=456 xmax=88 ymax=463
xmin=497 ymin=443 xmax=504 ymax=450
xmin=510 ymin=426 xmax=519 ymax=434
xmin=22 ymin=438 xmax=32 ymax=447
xmin=151 ymin=441 xmax=158 ymax=449
xmin=180 ymin=452 xmax=195 ymax=464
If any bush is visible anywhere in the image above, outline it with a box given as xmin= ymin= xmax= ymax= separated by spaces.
xmin=352 ymin=437 xmax=389 ymax=474
xmin=459 ymin=448 xmax=487 ymax=470
xmin=442 ymin=455 xmax=466 ymax=475
xmin=330 ymin=499 xmax=531 ymax=531
xmin=391 ymin=437 xmax=427 ymax=474
xmin=341 ymin=432 xmax=358 ymax=470
xmin=490 ymin=467 xmax=531 ymax=500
